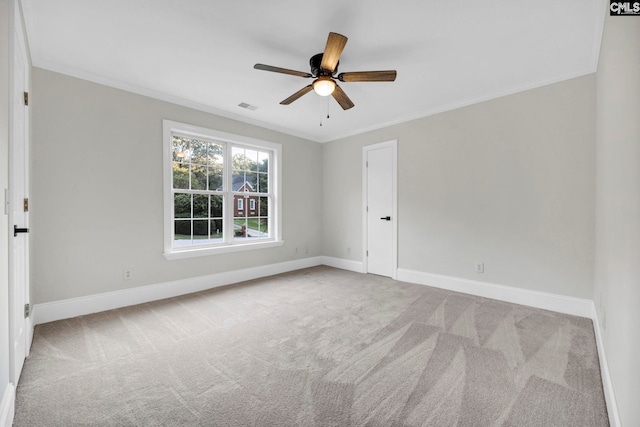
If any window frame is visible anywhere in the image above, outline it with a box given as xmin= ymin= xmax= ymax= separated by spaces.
xmin=163 ymin=120 xmax=283 ymax=260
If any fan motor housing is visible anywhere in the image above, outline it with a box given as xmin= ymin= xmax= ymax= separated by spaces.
xmin=310 ymin=53 xmax=338 ymax=77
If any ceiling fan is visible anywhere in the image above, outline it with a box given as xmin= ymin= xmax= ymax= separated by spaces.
xmin=254 ymin=32 xmax=397 ymax=110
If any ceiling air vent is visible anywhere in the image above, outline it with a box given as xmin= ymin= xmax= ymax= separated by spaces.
xmin=238 ymin=102 xmax=258 ymax=111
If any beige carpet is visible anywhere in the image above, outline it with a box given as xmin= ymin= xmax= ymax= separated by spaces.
xmin=14 ymin=266 xmax=608 ymax=426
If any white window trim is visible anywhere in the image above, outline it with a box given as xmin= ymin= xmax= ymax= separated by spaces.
xmin=162 ymin=120 xmax=283 ymax=260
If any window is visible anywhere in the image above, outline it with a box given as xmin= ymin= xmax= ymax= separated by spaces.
xmin=163 ymin=120 xmax=282 ymax=259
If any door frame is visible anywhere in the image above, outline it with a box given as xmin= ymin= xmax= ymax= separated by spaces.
xmin=362 ymin=139 xmax=398 ymax=279
xmin=8 ymin=0 xmax=31 ymax=385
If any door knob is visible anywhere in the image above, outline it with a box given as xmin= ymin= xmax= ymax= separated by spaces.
xmin=380 ymin=216 xmax=391 ymax=221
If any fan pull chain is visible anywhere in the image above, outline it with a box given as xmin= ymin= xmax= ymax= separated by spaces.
xmin=320 ymin=96 xmax=331 ymax=127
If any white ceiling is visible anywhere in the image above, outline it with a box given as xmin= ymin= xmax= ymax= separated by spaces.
xmin=21 ymin=0 xmax=605 ymax=143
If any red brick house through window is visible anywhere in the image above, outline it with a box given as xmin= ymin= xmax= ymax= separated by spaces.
xmin=232 ymin=180 xmax=259 ymax=217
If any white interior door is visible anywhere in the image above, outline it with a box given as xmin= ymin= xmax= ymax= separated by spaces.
xmin=9 ymin=4 xmax=30 ymax=384
xmin=364 ymin=141 xmax=397 ymax=278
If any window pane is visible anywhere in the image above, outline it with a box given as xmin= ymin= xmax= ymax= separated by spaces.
xmin=258 ymin=217 xmax=269 ymax=234
xmin=172 ymin=137 xmax=189 ymax=162
xmin=232 ymin=170 xmax=245 ymax=192
xmin=191 ymin=165 xmax=206 ymax=190
xmin=232 ymin=147 xmax=248 ymax=171
xmin=258 ymin=151 xmax=269 ymax=173
xmin=193 ymin=220 xmax=208 ymax=240
xmin=210 ymin=195 xmax=223 ymax=218
xmin=234 ymin=218 xmax=248 ymax=238
xmin=208 ymin=167 xmax=223 ymax=191
xmin=174 ymin=193 xmax=191 ymax=218
xmin=190 ymin=139 xmax=207 ymax=165
xmin=246 ymin=149 xmax=258 ymax=171
xmin=246 ymin=172 xmax=258 ymax=191
xmin=210 ymin=219 xmax=223 ymax=240
xmin=172 ymin=163 xmax=189 ymax=189
xmin=259 ymin=196 xmax=269 ymax=217
xmin=174 ymin=220 xmax=192 ymax=244
xmin=207 ymin=143 xmax=223 ymax=167
xmin=193 ymin=194 xmax=208 ymax=218
xmin=257 ymin=172 xmax=268 ymax=193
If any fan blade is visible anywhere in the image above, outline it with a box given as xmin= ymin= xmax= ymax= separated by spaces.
xmin=338 ymin=70 xmax=397 ymax=82
xmin=254 ymin=64 xmax=312 ymax=78
xmin=331 ymin=84 xmax=354 ymax=110
xmin=280 ymin=85 xmax=314 ymax=105
xmin=320 ymin=32 xmax=348 ymax=73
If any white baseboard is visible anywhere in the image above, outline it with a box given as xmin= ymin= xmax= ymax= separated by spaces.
xmin=396 ymin=268 xmax=594 ymax=318
xmin=0 ymin=383 xmax=14 ymax=427
xmin=591 ymin=306 xmax=621 ymax=427
xmin=26 ymin=316 xmax=34 ymax=357
xmin=33 ymin=257 xmax=323 ymax=325
xmin=320 ymin=256 xmax=364 ymax=273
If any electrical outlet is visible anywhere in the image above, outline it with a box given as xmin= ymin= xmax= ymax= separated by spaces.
xmin=347 ymin=247 xmax=351 ymax=255
xmin=475 ymin=262 xmax=484 ymax=273
xmin=294 ymin=247 xmax=299 ymax=255
xmin=305 ymin=247 xmax=309 ymax=255
xmin=123 ymin=269 xmax=133 ymax=280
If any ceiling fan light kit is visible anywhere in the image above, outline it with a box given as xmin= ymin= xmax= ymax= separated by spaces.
xmin=313 ymin=76 xmax=336 ymax=96
xmin=254 ymin=32 xmax=397 ymax=111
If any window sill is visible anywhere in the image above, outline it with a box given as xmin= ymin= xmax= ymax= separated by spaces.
xmin=163 ymin=240 xmax=284 ymax=260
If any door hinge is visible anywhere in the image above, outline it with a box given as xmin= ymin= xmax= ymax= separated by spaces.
xmin=23 ymin=198 xmax=29 ymax=212
xmin=24 ymin=303 xmax=30 ymax=318
xmin=24 ymin=91 xmax=29 ymax=106
xmin=366 ymin=161 xmax=368 ymax=167
xmin=366 ymin=250 xmax=369 ymax=257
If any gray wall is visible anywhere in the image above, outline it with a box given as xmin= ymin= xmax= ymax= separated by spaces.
xmin=324 ymin=75 xmax=596 ymax=299
xmin=594 ymin=14 xmax=640 ymax=426
xmin=0 ymin=0 xmax=12 ymax=406
xmin=30 ymin=68 xmax=323 ymax=304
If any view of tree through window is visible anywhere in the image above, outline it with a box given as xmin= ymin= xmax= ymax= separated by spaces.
xmin=170 ymin=134 xmax=271 ymax=248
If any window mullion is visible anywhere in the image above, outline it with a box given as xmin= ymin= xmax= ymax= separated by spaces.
xmin=268 ymin=151 xmax=274 ymax=239
xmin=224 ymin=142 xmax=234 ymax=244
